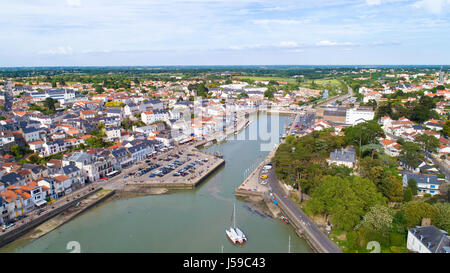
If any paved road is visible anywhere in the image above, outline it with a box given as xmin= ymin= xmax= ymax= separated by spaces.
xmin=426 ymin=151 xmax=450 ymax=182
xmin=266 ymin=168 xmax=342 ymax=253
xmin=385 ymin=132 xmax=450 ymax=181
xmin=266 ymin=111 xmax=342 ymax=253
xmin=315 ymin=85 xmax=354 ymax=108
xmin=2 ymin=184 xmax=99 ymax=234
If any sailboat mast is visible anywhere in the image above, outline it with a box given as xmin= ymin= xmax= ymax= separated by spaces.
xmin=233 ymin=203 xmax=236 ymax=229
xmin=288 ymin=236 xmax=291 ymax=253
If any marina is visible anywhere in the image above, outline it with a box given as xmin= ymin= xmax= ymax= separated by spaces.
xmin=0 ymin=113 xmax=312 ymax=253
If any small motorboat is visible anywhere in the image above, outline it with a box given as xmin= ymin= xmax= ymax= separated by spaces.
xmin=280 ymin=216 xmax=289 ymax=223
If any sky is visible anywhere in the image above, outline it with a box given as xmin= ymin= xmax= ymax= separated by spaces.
xmin=0 ymin=0 xmax=449 ymax=66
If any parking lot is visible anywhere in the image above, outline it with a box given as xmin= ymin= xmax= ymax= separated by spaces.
xmin=143 ymin=150 xmax=220 ymax=184
xmin=101 ymin=143 xmax=222 ymax=189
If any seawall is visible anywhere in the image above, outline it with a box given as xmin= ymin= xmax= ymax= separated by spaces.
xmin=0 ymin=188 xmax=104 ymax=248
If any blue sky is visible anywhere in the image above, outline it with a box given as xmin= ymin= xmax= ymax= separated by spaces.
xmin=0 ymin=0 xmax=449 ymax=66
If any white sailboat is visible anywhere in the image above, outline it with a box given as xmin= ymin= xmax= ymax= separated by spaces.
xmin=288 ymin=236 xmax=291 ymax=253
xmin=225 ymin=203 xmax=247 ymax=245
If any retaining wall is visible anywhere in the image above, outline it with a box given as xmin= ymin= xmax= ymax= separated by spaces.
xmin=0 ymin=188 xmax=102 ymax=248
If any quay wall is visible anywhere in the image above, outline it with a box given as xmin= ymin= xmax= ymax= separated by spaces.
xmin=63 ymin=190 xmax=115 ymax=225
xmin=0 ymin=188 xmax=102 ymax=248
xmin=271 ymin=190 xmax=325 ymax=253
xmin=127 ymin=159 xmax=225 ymax=190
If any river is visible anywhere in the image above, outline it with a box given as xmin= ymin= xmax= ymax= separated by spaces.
xmin=1 ymin=112 xmax=312 ymax=253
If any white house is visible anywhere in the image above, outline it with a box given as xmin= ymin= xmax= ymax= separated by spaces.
xmin=105 ymin=126 xmax=121 ymax=142
xmin=402 ymin=172 xmax=441 ymax=196
xmin=345 ymin=107 xmax=374 ymax=125
xmin=328 ymin=148 xmax=357 ymax=169
xmin=407 ymin=225 xmax=450 ymax=253
xmin=141 ymin=109 xmax=169 ymax=125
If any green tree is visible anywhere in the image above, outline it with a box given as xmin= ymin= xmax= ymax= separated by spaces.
xmin=121 ymin=117 xmax=133 ymax=130
xmin=10 ymin=144 xmax=22 ymax=158
xmin=379 ymin=175 xmax=404 ymax=202
xmin=359 ymin=204 xmax=394 ymax=234
xmin=264 ymin=87 xmax=275 ymax=99
xmin=415 ymin=134 xmax=440 ymax=153
xmin=344 ymin=120 xmax=384 ymax=155
xmin=434 ymin=202 xmax=450 ymax=232
xmin=43 ymin=97 xmax=57 ymax=111
xmin=401 ymin=201 xmax=439 ymax=228
xmin=403 ymin=187 xmax=412 ymax=202
xmin=407 ymin=178 xmax=418 ymax=196
xmin=399 ymin=142 xmax=422 ymax=168
xmin=411 ymin=105 xmax=432 ymax=123
xmin=95 ymin=84 xmax=104 ymax=94
xmin=237 ymin=92 xmax=249 ymax=99
xmin=305 ymin=176 xmax=385 ymax=231
xmin=443 ymin=120 xmax=450 ymax=137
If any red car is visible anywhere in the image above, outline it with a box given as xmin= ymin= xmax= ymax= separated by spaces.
xmin=100 ymin=177 xmax=109 ymax=181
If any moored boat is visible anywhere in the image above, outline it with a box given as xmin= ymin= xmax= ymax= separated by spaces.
xmin=280 ymin=215 xmax=289 ymax=223
xmin=225 ymin=228 xmax=241 ymax=245
xmin=226 ymin=203 xmax=247 ymax=246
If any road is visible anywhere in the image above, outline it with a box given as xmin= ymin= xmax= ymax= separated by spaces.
xmin=314 ymin=84 xmax=354 ymax=108
xmin=385 ymin=133 xmax=450 ymax=181
xmin=426 ymin=151 xmax=450 ymax=182
xmin=266 ymin=167 xmax=342 ymax=253
xmin=3 ymin=80 xmax=13 ymax=113
xmin=264 ymin=110 xmax=342 ymax=253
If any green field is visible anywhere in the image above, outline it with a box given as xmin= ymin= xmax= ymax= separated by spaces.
xmin=233 ymin=75 xmax=298 ymax=83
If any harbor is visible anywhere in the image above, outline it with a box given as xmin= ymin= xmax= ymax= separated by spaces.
xmin=0 ymin=113 xmax=313 ymax=253
xmin=234 ymin=111 xmax=343 ymax=253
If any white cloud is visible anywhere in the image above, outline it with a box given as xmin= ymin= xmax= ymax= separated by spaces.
xmin=315 ymin=40 xmax=355 ymax=46
xmin=412 ymin=0 xmax=450 ymax=14
xmin=39 ymin=46 xmax=73 ymax=55
xmin=228 ymin=46 xmax=242 ymax=50
xmin=316 ymin=40 xmax=337 ymax=46
xmin=251 ymin=19 xmax=310 ymax=25
xmin=366 ymin=0 xmax=382 ymax=5
xmin=67 ymin=0 xmax=81 ymax=7
xmin=370 ymin=40 xmax=401 ymax=46
xmin=262 ymin=6 xmax=288 ymax=11
xmin=279 ymin=41 xmax=299 ymax=48
xmin=289 ymin=49 xmax=304 ymax=53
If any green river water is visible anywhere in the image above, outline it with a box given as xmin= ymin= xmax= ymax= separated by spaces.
xmin=1 ymin=113 xmax=312 ymax=253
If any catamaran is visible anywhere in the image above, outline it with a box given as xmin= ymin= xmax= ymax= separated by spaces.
xmin=225 ymin=203 xmax=247 ymax=245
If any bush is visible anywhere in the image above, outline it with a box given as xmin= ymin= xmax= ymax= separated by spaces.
xmin=389 ymin=232 xmax=406 ymax=246
xmin=345 ymin=231 xmax=360 ymax=252
xmin=390 ymin=246 xmax=409 ymax=253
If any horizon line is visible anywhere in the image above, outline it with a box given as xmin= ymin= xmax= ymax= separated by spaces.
xmin=1 ymin=64 xmax=449 ymax=69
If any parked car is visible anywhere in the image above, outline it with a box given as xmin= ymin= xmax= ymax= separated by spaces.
xmin=3 ymin=223 xmax=15 ymax=230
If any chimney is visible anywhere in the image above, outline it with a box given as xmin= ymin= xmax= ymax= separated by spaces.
xmin=421 ymin=218 xmax=431 ymax=227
